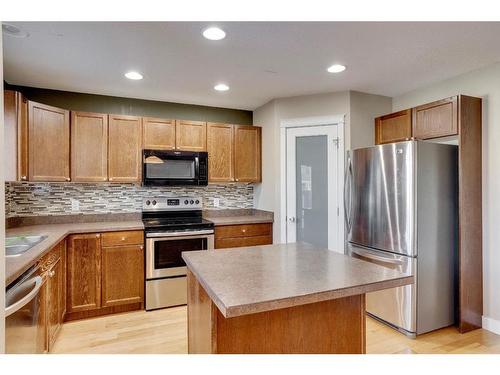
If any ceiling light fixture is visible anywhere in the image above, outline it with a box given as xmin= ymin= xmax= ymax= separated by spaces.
xmin=214 ymin=83 xmax=229 ymax=92
xmin=2 ymin=23 xmax=29 ymax=38
xmin=203 ymin=27 xmax=226 ymax=41
xmin=327 ymin=64 xmax=346 ymax=73
xmin=124 ymin=71 xmax=143 ymax=80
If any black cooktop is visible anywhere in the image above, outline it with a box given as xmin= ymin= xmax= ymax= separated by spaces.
xmin=142 ymin=210 xmax=214 ymax=233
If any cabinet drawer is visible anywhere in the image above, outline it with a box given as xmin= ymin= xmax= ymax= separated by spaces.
xmin=101 ymin=231 xmax=144 ymax=247
xmin=216 ymin=235 xmax=273 ymax=249
xmin=215 ymin=223 xmax=272 ymax=239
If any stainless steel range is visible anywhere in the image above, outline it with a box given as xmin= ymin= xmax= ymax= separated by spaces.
xmin=142 ymin=196 xmax=214 ymax=310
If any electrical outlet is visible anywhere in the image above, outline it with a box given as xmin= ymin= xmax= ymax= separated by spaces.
xmin=213 ymin=198 xmax=220 ymax=207
xmin=71 ymin=199 xmax=80 ymax=212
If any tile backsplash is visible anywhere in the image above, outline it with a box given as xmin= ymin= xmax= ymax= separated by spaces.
xmin=5 ymin=182 xmax=254 ymax=218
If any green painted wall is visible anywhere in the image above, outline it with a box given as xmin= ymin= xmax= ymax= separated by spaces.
xmin=4 ymin=83 xmax=253 ymax=125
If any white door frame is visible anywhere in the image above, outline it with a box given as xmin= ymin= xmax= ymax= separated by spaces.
xmin=280 ymin=115 xmax=345 ymax=253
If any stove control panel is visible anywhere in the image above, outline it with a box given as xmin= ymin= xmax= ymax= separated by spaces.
xmin=142 ymin=196 xmax=202 ymax=211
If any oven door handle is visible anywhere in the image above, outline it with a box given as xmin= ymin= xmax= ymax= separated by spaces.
xmin=146 ymin=230 xmax=214 ymax=238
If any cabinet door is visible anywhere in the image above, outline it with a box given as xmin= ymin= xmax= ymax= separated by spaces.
xmin=207 ymin=123 xmax=234 ymax=182
xmin=67 ymin=234 xmax=102 ymax=313
xmin=108 ymin=115 xmax=142 ymax=182
xmin=47 ymin=257 xmax=62 ymax=350
xmin=234 ymin=125 xmax=262 ymax=182
xmin=28 ymin=101 xmax=70 ymax=181
xmin=375 ymin=109 xmax=412 ymax=145
xmin=413 ymin=96 xmax=458 ymax=139
xmin=143 ymin=117 xmax=176 ymax=150
xmin=71 ymin=111 xmax=108 ymax=182
xmin=175 ymin=120 xmax=207 ymax=151
xmin=59 ymin=241 xmax=67 ymax=323
xmin=101 ymin=245 xmax=144 ymax=308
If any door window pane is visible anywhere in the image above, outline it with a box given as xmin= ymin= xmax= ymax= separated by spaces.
xmin=295 ymin=135 xmax=328 ymax=248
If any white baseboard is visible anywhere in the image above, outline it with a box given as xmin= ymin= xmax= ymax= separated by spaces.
xmin=482 ymin=316 xmax=500 ymax=335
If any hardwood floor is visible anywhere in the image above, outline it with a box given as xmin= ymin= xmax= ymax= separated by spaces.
xmin=52 ymin=306 xmax=500 ymax=354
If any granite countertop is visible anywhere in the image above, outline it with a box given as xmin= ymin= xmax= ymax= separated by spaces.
xmin=203 ymin=209 xmax=273 ymax=226
xmin=182 ymin=242 xmax=414 ymax=318
xmin=5 ymin=220 xmax=144 ymax=286
xmin=5 ymin=209 xmax=274 ymax=285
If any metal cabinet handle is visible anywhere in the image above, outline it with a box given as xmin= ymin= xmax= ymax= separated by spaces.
xmin=96 ymin=234 xmax=101 ymax=238
xmin=49 ymin=270 xmax=55 ymax=278
xmin=288 ymin=217 xmax=296 ymax=223
xmin=121 ymin=237 xmax=126 ymax=241
xmin=65 ymin=177 xmax=70 ymax=181
xmin=139 ymin=245 xmax=144 ymax=250
xmin=21 ymin=175 xmax=27 ymax=181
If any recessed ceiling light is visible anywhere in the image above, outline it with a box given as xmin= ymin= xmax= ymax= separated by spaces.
xmin=327 ymin=64 xmax=346 ymax=73
xmin=214 ymin=83 xmax=229 ymax=92
xmin=203 ymin=27 xmax=226 ymax=41
xmin=124 ymin=71 xmax=143 ymax=80
xmin=2 ymin=23 xmax=29 ymax=38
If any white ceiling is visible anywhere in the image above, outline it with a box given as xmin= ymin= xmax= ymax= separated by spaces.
xmin=3 ymin=22 xmax=500 ymax=110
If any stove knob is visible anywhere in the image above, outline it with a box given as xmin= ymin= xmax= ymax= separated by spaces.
xmin=190 ymin=200 xmax=194 ymax=204
xmin=152 ymin=200 xmax=157 ymax=205
xmin=195 ymin=199 xmax=200 ymax=205
xmin=184 ymin=200 xmax=189 ymax=205
xmin=146 ymin=200 xmax=151 ymax=205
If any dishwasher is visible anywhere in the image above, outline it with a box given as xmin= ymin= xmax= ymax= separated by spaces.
xmin=5 ymin=265 xmax=45 ymax=354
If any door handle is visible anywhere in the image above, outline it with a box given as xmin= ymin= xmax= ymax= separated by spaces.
xmin=344 ymin=153 xmax=353 ymax=234
xmin=288 ymin=217 xmax=296 ymax=223
xmin=351 ymin=247 xmax=404 ymax=266
xmin=5 ymin=276 xmax=43 ymax=317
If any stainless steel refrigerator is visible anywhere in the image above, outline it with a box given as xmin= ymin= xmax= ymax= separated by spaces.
xmin=345 ymin=140 xmax=458 ymax=337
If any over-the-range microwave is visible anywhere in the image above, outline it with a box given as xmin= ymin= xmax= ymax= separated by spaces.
xmin=142 ymin=149 xmax=208 ymax=186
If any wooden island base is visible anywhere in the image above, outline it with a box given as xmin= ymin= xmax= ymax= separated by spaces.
xmin=187 ymin=270 xmax=366 ymax=354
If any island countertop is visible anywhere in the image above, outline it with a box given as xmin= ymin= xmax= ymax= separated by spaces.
xmin=182 ymin=242 xmax=414 ymax=318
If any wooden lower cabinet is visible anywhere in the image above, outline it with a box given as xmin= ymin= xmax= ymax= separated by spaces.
xmin=38 ymin=240 xmax=66 ymax=352
xmin=215 ymin=223 xmax=273 ymax=249
xmin=66 ymin=231 xmax=144 ymax=321
xmin=67 ymin=233 xmax=102 ymax=314
xmin=47 ymin=256 xmax=63 ymax=349
xmin=101 ymin=244 xmax=144 ymax=308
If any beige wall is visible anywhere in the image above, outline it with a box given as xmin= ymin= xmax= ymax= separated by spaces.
xmin=393 ymin=62 xmax=500 ymax=328
xmin=254 ymin=90 xmax=390 ymax=243
xmin=349 ymin=90 xmax=392 ymax=149
xmin=1 ymin=31 xmax=6 ymax=353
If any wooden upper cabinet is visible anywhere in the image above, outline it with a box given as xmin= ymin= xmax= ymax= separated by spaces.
xmin=207 ymin=123 xmax=234 ymax=182
xmin=3 ymin=90 xmax=28 ymax=181
xmin=28 ymin=101 xmax=70 ymax=181
xmin=67 ymin=233 xmax=102 ymax=313
xmin=176 ymin=120 xmax=207 ymax=151
xmin=71 ymin=111 xmax=108 ymax=182
xmin=108 ymin=115 xmax=142 ymax=182
xmin=143 ymin=117 xmax=176 ymax=150
xmin=234 ymin=125 xmax=262 ymax=183
xmin=413 ymin=96 xmax=458 ymax=139
xmin=375 ymin=109 xmax=412 ymax=145
xmin=101 ymin=244 xmax=144 ymax=308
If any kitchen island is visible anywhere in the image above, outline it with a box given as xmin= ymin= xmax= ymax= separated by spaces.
xmin=182 ymin=243 xmax=414 ymax=354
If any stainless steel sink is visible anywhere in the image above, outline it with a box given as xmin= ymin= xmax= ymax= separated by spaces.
xmin=5 ymin=235 xmax=48 ymax=257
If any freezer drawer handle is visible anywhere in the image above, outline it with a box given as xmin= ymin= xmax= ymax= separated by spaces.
xmin=5 ymin=276 xmax=43 ymax=317
xmin=351 ymin=248 xmax=403 ymax=265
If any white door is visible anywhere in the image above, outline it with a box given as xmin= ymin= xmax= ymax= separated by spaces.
xmin=286 ymin=125 xmax=342 ymax=252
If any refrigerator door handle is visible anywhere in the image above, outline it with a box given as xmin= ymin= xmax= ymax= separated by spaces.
xmin=350 ymin=246 xmax=404 ymax=266
xmin=344 ymin=153 xmax=353 ymax=234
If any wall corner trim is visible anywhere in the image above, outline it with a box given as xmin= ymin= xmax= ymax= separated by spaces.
xmin=482 ymin=315 xmax=500 ymax=335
